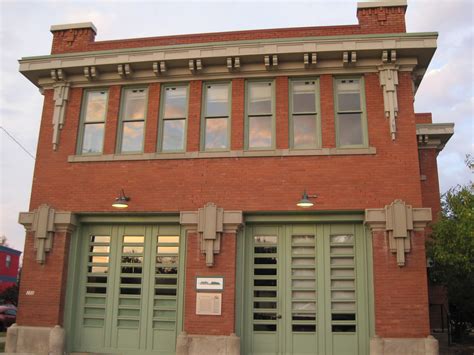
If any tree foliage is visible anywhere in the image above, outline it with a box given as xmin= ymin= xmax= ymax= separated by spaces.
xmin=0 ymin=285 xmax=19 ymax=306
xmin=428 ymin=155 xmax=474 ymax=333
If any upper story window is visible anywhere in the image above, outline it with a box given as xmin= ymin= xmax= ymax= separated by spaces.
xmin=290 ymin=79 xmax=320 ymax=149
xmin=118 ymin=87 xmax=148 ymax=153
xmin=159 ymin=84 xmax=189 ymax=152
xmin=334 ymin=78 xmax=368 ymax=148
xmin=5 ymin=255 xmax=11 ymax=268
xmin=246 ymin=80 xmax=275 ymax=150
xmin=78 ymin=90 xmax=108 ymax=154
xmin=202 ymin=83 xmax=231 ymax=151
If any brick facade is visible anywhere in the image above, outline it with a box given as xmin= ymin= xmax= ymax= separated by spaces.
xmin=16 ymin=1 xmax=452 ymax=354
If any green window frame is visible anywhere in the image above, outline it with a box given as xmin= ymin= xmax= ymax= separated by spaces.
xmin=77 ymin=89 xmax=109 ymax=155
xmin=158 ymin=84 xmax=189 ymax=153
xmin=289 ymin=78 xmax=321 ymax=149
xmin=201 ymin=82 xmax=231 ymax=151
xmin=245 ymin=80 xmax=275 ymax=150
xmin=117 ymin=87 xmax=148 ymax=154
xmin=334 ymin=77 xmax=368 ymax=148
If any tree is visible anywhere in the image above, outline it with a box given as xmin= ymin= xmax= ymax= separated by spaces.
xmin=0 ymin=285 xmax=18 ymax=306
xmin=427 ymin=155 xmax=474 ymax=340
xmin=0 ymin=235 xmax=8 ymax=247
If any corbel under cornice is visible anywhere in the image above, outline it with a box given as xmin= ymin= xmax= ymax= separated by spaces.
xmin=365 ymin=200 xmax=431 ymax=266
xmin=180 ymin=203 xmax=243 ymax=267
xmin=18 ymin=204 xmax=77 ymax=264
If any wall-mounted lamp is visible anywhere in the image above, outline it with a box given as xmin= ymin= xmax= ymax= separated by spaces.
xmin=112 ymin=189 xmax=130 ymax=208
xmin=296 ymin=190 xmax=318 ymax=208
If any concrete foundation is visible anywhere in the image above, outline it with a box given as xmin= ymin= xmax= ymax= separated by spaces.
xmin=5 ymin=324 xmax=65 ymax=355
xmin=176 ymin=332 xmax=240 ymax=355
xmin=370 ymin=335 xmax=439 ymax=355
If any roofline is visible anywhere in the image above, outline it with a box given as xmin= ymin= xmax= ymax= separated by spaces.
xmin=21 ymin=31 xmax=438 ymax=62
xmin=0 ymin=245 xmax=22 ymax=255
xmin=50 ymin=22 xmax=97 ymax=34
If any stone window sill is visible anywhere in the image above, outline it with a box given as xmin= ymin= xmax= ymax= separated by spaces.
xmin=68 ymin=147 xmax=376 ymax=162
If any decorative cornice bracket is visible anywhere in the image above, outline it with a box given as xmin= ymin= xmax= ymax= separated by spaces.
xmin=264 ymin=55 xmax=278 ymax=70
xmin=153 ymin=61 xmax=167 ymax=76
xmin=379 ymin=63 xmax=399 ymax=140
xmin=180 ymin=203 xmax=243 ymax=267
xmin=52 ymin=81 xmax=70 ymax=150
xmin=188 ymin=59 xmax=203 ymax=73
xmin=18 ymin=204 xmax=77 ymax=264
xmin=304 ymin=53 xmax=317 ymax=67
xmin=365 ymin=199 xmax=431 ymax=266
xmin=343 ymin=51 xmax=357 ymax=65
xmin=226 ymin=57 xmax=240 ymax=71
xmin=118 ymin=64 xmax=132 ymax=78
xmin=83 ymin=66 xmax=98 ymax=80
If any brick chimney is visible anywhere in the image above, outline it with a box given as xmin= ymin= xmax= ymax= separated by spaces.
xmin=357 ymin=0 xmax=407 ymax=34
xmin=50 ymin=22 xmax=96 ymax=54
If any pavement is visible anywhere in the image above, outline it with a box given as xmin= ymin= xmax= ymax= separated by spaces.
xmin=434 ymin=331 xmax=474 ymax=355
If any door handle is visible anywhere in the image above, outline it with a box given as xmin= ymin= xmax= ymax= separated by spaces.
xmin=277 ymin=315 xmax=282 ymax=319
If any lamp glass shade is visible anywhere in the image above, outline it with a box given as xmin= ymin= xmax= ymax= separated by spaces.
xmin=112 ymin=200 xmax=129 ymax=208
xmin=112 ymin=190 xmax=130 ymax=208
xmin=297 ymin=190 xmax=314 ymax=208
xmin=296 ymin=198 xmax=314 ymax=208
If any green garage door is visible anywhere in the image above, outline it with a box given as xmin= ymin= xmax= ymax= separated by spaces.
xmin=242 ymin=224 xmax=371 ymax=355
xmin=70 ymin=224 xmax=183 ymax=355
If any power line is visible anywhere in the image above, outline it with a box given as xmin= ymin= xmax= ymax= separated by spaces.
xmin=0 ymin=126 xmax=35 ymax=160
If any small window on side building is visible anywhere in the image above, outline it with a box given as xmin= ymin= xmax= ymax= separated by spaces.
xmin=159 ymin=85 xmax=188 ymax=152
xmin=6 ymin=255 xmax=11 ymax=268
xmin=118 ymin=88 xmax=148 ymax=153
xmin=78 ymin=90 xmax=108 ymax=154
xmin=334 ymin=78 xmax=368 ymax=148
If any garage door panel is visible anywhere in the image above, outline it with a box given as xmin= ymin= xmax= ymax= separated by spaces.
xmin=244 ymin=223 xmax=369 ymax=355
xmin=72 ymin=224 xmax=182 ymax=354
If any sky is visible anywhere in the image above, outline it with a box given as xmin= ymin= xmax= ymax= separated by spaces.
xmin=0 ymin=0 xmax=473 ymax=253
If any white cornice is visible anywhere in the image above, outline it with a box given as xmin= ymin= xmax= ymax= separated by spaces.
xmin=416 ymin=123 xmax=454 ymax=151
xmin=50 ymin=22 xmax=97 ymax=34
xmin=357 ymin=0 xmax=407 ymax=9
xmin=19 ymin=33 xmax=436 ymax=89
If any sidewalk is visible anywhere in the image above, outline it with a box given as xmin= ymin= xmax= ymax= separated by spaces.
xmin=434 ymin=332 xmax=474 ymax=355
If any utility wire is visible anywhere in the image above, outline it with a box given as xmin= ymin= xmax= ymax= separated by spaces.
xmin=0 ymin=126 xmax=35 ymax=160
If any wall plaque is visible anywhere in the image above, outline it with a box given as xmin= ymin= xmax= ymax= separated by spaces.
xmin=196 ymin=293 xmax=222 ymax=315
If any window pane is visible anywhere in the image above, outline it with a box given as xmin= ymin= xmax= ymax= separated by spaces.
xmin=206 ymin=84 xmax=228 ymax=117
xmin=338 ymin=93 xmax=361 ymax=111
xmin=337 ymin=80 xmax=361 ymax=111
xmin=164 ymin=87 xmax=187 ymax=118
xmin=338 ymin=113 xmax=363 ymax=146
xmin=121 ymin=121 xmax=144 ymax=152
xmin=124 ymin=89 xmax=146 ymax=120
xmin=85 ymin=91 xmax=107 ymax=122
xmin=205 ymin=118 xmax=228 ymax=149
xmin=162 ymin=119 xmax=185 ymax=151
xmin=82 ymin=123 xmax=104 ymax=154
xmin=293 ymin=114 xmax=317 ymax=148
xmin=249 ymin=115 xmax=272 ymax=148
xmin=248 ymin=82 xmax=272 ymax=115
xmin=293 ymin=81 xmax=316 ymax=113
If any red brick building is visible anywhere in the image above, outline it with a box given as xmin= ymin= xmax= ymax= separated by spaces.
xmin=0 ymin=246 xmax=21 ymax=293
xmin=10 ymin=0 xmax=453 ymax=354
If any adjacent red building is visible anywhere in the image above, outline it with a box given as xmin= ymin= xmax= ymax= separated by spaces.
xmin=9 ymin=0 xmax=454 ymax=354
xmin=0 ymin=246 xmax=21 ymax=293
